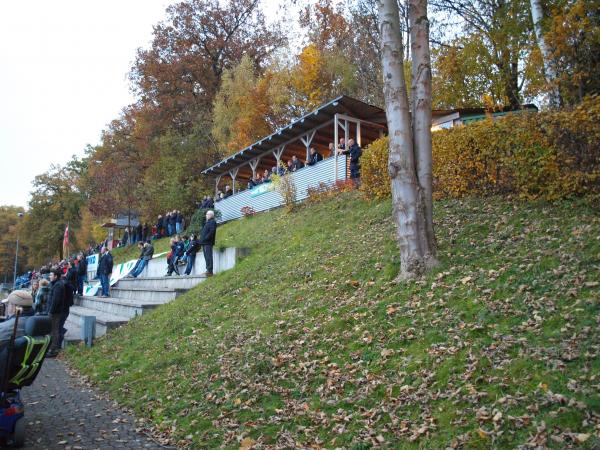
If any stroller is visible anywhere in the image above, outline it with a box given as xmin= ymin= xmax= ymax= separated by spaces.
xmin=0 ymin=313 xmax=51 ymax=447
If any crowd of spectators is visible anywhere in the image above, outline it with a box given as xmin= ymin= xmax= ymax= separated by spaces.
xmin=153 ymin=210 xmax=185 ymax=241
xmin=4 ymin=252 xmax=92 ymax=358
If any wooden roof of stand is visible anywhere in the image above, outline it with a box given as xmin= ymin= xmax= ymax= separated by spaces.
xmin=202 ymin=95 xmax=387 ymax=178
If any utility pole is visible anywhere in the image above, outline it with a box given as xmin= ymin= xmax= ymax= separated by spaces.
xmin=12 ymin=212 xmax=24 ymax=289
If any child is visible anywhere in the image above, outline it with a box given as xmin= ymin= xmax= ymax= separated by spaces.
xmin=179 ymin=235 xmax=191 ymax=266
xmin=166 ymin=238 xmax=180 ymax=276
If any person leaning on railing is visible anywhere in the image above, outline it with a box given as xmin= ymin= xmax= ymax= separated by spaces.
xmin=306 ymin=147 xmax=323 ymax=166
xmin=337 ymin=138 xmax=362 ymax=181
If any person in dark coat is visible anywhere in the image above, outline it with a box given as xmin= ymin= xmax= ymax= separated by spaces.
xmin=97 ymin=247 xmax=113 ymax=297
xmin=290 ymin=155 xmax=304 ymax=171
xmin=156 ymin=215 xmax=164 ymax=238
xmin=47 ymin=269 xmax=66 ymax=356
xmin=223 ymin=185 xmax=233 ymax=198
xmin=76 ymin=253 xmax=87 ymax=296
xmin=142 ymin=223 xmax=149 ymax=242
xmin=184 ymin=234 xmax=201 ymax=275
xmin=199 ymin=210 xmax=217 ymax=276
xmin=339 ymin=138 xmax=362 ymax=181
xmin=169 ymin=211 xmax=177 ymax=236
xmin=61 ymin=260 xmax=77 ymax=348
xmin=136 ymin=223 xmax=143 ymax=242
xmin=305 ymin=147 xmax=323 ymax=166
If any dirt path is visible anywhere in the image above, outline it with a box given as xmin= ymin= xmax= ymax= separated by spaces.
xmin=18 ymin=358 xmax=172 ymax=450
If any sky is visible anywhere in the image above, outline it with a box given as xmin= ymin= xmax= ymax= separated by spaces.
xmin=0 ymin=0 xmax=175 ymax=207
xmin=0 ymin=0 xmax=310 ymax=208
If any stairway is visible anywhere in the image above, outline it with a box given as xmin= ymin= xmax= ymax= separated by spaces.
xmin=64 ymin=247 xmax=248 ymax=343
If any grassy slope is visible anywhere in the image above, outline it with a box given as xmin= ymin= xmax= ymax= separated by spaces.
xmin=67 ymin=193 xmax=599 ymax=449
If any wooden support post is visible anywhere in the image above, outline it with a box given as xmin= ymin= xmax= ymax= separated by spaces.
xmin=344 ymin=119 xmax=349 ymax=146
xmin=334 ymin=114 xmax=339 ymax=181
xmin=273 ymin=145 xmax=286 ymax=171
xmin=215 ymin=175 xmax=222 ymax=198
xmin=229 ymin=168 xmax=239 ymax=194
xmin=300 ymin=130 xmax=316 ymax=161
xmin=357 ymin=120 xmax=362 ymax=146
xmin=249 ymin=158 xmax=261 ymax=179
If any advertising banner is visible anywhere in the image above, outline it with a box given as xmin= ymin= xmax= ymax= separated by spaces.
xmin=82 ymin=258 xmax=138 ymax=296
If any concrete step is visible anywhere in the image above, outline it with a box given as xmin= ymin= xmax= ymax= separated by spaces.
xmin=64 ymin=322 xmax=83 ymax=344
xmin=116 ymin=275 xmax=207 ymax=291
xmin=66 ymin=306 xmax=130 ymax=337
xmin=76 ymin=295 xmax=164 ymax=319
xmin=109 ymin=287 xmax=183 ymax=302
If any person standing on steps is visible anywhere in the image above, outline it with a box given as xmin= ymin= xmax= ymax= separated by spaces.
xmin=76 ymin=253 xmax=87 ymax=296
xmin=61 ymin=260 xmax=77 ymax=348
xmin=47 ymin=268 xmax=66 ymax=357
xmin=200 ymin=210 xmax=217 ymax=277
xmin=97 ymin=246 xmax=113 ymax=297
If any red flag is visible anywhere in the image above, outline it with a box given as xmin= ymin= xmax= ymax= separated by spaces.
xmin=63 ymin=224 xmax=69 ymax=258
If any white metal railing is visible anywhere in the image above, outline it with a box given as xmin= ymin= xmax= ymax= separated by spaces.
xmin=214 ymin=155 xmax=348 ymax=223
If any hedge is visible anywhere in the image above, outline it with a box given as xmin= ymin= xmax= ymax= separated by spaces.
xmin=360 ymin=95 xmax=600 ymax=203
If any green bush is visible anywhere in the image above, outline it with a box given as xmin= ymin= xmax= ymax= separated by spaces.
xmin=186 ymin=208 xmax=222 ymax=235
xmin=360 ymin=95 xmax=600 ymax=203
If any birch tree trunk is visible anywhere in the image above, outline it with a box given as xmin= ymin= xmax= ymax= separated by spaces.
xmin=378 ymin=0 xmax=435 ymax=279
xmin=410 ymin=0 xmax=437 ymax=267
xmin=530 ymin=0 xmax=560 ymax=106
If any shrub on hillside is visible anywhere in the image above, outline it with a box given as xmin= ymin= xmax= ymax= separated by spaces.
xmin=240 ymin=206 xmax=256 ymax=217
xmin=306 ymin=180 xmax=356 ymax=203
xmin=360 ymin=136 xmax=391 ymax=199
xmin=271 ymin=174 xmax=297 ymax=212
xmin=186 ymin=208 xmax=222 ymax=234
xmin=360 ymin=95 xmax=600 ymax=202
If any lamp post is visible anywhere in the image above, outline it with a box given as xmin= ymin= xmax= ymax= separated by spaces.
xmin=12 ymin=212 xmax=24 ymax=289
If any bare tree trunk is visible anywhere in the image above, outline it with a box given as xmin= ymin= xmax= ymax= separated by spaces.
xmin=530 ymin=0 xmax=560 ymax=107
xmin=409 ymin=0 xmax=437 ymax=268
xmin=379 ymin=0 xmax=433 ymax=279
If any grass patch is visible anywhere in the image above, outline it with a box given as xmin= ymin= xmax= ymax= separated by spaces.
xmin=67 ymin=193 xmax=599 ymax=449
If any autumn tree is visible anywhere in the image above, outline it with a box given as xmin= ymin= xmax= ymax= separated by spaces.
xmin=432 ymin=36 xmax=506 ymax=109
xmin=212 ymin=56 xmax=290 ymax=155
xmin=139 ymin=118 xmax=219 ymax=219
xmin=130 ymin=0 xmax=286 ymax=134
xmin=22 ymin=161 xmax=85 ymax=265
xmin=545 ymin=0 xmax=600 ymax=105
xmin=379 ymin=0 xmax=437 ymax=279
xmin=432 ymin=0 xmax=536 ymax=108
xmin=0 ymin=206 xmax=26 ymax=282
xmin=84 ymin=109 xmax=146 ymax=227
